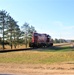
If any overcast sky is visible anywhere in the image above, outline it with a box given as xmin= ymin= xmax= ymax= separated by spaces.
xmin=0 ymin=0 xmax=74 ymax=40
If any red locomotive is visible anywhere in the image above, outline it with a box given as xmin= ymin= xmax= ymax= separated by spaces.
xmin=29 ymin=33 xmax=53 ymax=47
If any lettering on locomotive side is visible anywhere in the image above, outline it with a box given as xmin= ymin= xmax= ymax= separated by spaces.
xmin=38 ymin=34 xmax=47 ymax=43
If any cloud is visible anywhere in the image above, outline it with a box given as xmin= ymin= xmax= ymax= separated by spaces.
xmin=50 ymin=21 xmax=74 ymax=39
xmin=52 ymin=21 xmax=74 ymax=30
xmin=63 ymin=26 xmax=74 ymax=30
xmin=52 ymin=21 xmax=63 ymax=27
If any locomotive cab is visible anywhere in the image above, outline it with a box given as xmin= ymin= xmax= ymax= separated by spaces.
xmin=29 ymin=33 xmax=38 ymax=47
xmin=47 ymin=35 xmax=51 ymax=42
xmin=46 ymin=35 xmax=53 ymax=46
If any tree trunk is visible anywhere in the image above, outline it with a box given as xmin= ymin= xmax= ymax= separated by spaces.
xmin=25 ymin=33 xmax=27 ymax=48
xmin=2 ymin=15 xmax=4 ymax=50
xmin=11 ymin=31 xmax=12 ymax=49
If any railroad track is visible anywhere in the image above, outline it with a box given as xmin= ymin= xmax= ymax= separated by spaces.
xmin=0 ymin=48 xmax=35 ymax=53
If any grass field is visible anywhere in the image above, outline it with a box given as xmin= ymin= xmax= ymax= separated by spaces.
xmin=0 ymin=43 xmax=74 ymax=64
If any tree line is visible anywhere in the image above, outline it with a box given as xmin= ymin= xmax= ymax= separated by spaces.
xmin=0 ymin=10 xmax=36 ymax=49
xmin=53 ymin=38 xmax=68 ymax=43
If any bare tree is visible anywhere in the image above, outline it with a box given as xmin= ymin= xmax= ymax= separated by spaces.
xmin=21 ymin=23 xmax=37 ymax=48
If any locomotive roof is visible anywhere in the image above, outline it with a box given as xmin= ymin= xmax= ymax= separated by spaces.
xmin=33 ymin=32 xmax=51 ymax=37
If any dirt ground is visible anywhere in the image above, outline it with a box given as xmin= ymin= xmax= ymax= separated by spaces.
xmin=0 ymin=62 xmax=74 ymax=75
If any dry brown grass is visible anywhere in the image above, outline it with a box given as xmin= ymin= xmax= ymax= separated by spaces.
xmin=0 ymin=44 xmax=29 ymax=50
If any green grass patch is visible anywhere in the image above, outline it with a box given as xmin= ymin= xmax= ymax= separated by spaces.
xmin=36 ymin=46 xmax=74 ymax=52
xmin=0 ymin=46 xmax=74 ymax=64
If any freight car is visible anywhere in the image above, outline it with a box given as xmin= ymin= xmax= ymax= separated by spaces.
xmin=29 ymin=33 xmax=53 ymax=48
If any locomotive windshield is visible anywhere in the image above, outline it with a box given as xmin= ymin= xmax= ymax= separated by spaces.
xmin=34 ymin=33 xmax=38 ymax=36
xmin=47 ymin=35 xmax=51 ymax=38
